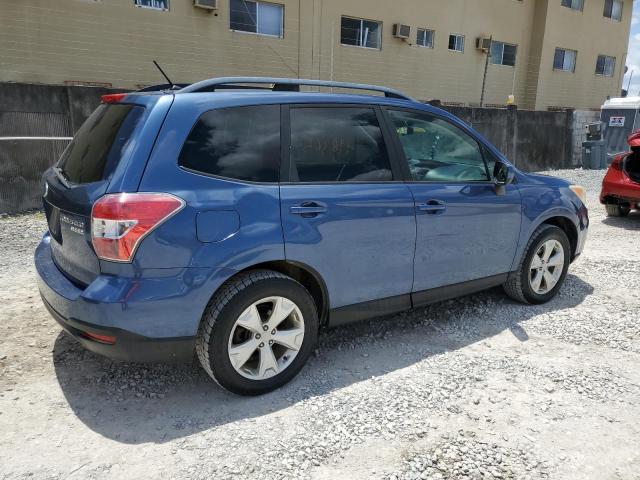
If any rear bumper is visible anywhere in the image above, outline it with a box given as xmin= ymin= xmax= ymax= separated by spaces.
xmin=35 ymin=233 xmax=234 ymax=363
xmin=600 ymin=171 xmax=640 ymax=205
xmin=41 ymin=294 xmax=194 ymax=362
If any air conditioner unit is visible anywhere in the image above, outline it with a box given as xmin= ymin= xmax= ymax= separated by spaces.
xmin=476 ymin=37 xmax=491 ymax=52
xmin=393 ymin=24 xmax=411 ymax=40
xmin=194 ymin=0 xmax=217 ymax=10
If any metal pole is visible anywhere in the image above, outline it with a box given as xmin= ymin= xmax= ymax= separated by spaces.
xmin=480 ymin=36 xmax=492 ymax=107
xmin=330 ymin=21 xmax=335 ymax=87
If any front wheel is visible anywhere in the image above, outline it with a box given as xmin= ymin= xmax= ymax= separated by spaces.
xmin=503 ymin=225 xmax=571 ymax=304
xmin=196 ymin=270 xmax=318 ymax=395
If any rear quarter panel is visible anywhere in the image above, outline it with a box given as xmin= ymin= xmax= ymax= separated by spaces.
xmin=134 ymin=94 xmax=285 ymax=272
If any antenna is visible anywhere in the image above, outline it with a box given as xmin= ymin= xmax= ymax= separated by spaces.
xmin=153 ymin=60 xmax=177 ymax=89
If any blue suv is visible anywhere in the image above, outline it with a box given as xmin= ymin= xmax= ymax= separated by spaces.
xmin=35 ymin=78 xmax=589 ymax=395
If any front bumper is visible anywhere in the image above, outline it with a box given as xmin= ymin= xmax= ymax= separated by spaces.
xmin=35 ymin=233 xmax=233 ymax=363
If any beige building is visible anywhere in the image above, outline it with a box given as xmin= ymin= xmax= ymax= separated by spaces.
xmin=0 ymin=0 xmax=632 ymax=110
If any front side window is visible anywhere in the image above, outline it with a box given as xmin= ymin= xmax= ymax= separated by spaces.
xmin=448 ymin=34 xmax=465 ymax=52
xmin=553 ymin=48 xmax=577 ymax=72
xmin=490 ymin=41 xmax=517 ymax=66
xmin=179 ymin=105 xmax=281 ymax=183
xmin=387 ymin=109 xmax=489 ymax=182
xmin=340 ymin=17 xmax=382 ymax=49
xmin=230 ymin=0 xmax=284 ymax=37
xmin=604 ymin=0 xmax=623 ymax=20
xmin=596 ymin=55 xmax=616 ymax=76
xmin=417 ymin=28 xmax=434 ymax=48
xmin=289 ymin=107 xmax=392 ymax=182
xmin=560 ymin=0 xmax=583 ymax=11
xmin=134 ymin=0 xmax=169 ymax=10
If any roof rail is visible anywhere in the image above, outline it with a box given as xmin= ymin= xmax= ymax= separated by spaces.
xmin=177 ymin=77 xmax=414 ymax=101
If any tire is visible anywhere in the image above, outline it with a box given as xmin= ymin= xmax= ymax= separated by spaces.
xmin=503 ymin=224 xmax=571 ymax=305
xmin=605 ymin=204 xmax=630 ymax=217
xmin=196 ymin=270 xmax=318 ymax=396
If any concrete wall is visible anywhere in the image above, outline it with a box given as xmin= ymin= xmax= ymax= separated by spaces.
xmin=0 ymin=83 xmax=126 ymax=213
xmin=0 ymin=0 xmax=631 ymax=110
xmin=440 ymin=104 xmax=576 ymax=171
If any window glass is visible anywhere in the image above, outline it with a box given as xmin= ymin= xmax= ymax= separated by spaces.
xmin=490 ymin=41 xmax=517 ymax=66
xmin=134 ymin=0 xmax=169 ymax=9
xmin=553 ymin=48 xmax=576 ymax=72
xmin=57 ymin=104 xmax=145 ymax=184
xmin=179 ymin=105 xmax=280 ymax=182
xmin=230 ymin=0 xmax=283 ymax=37
xmin=561 ymin=0 xmax=583 ymax=11
xmin=604 ymin=0 xmax=623 ymax=20
xmin=387 ymin=109 xmax=489 ymax=182
xmin=290 ymin=108 xmax=392 ymax=182
xmin=340 ymin=17 xmax=382 ymax=49
xmin=257 ymin=2 xmax=283 ymax=36
xmin=448 ymin=34 xmax=464 ymax=52
xmin=417 ymin=29 xmax=434 ymax=48
xmin=596 ymin=55 xmax=616 ymax=76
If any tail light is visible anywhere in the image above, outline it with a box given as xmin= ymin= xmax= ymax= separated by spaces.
xmin=91 ymin=193 xmax=185 ymax=262
xmin=101 ymin=93 xmax=128 ymax=104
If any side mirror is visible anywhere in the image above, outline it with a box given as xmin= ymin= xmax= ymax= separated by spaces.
xmin=493 ymin=162 xmax=515 ymax=195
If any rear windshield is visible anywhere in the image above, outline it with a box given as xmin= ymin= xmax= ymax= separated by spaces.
xmin=57 ymin=103 xmax=145 ymax=184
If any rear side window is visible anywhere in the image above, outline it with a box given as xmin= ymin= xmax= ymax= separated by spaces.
xmin=57 ymin=104 xmax=145 ymax=184
xmin=289 ymin=107 xmax=392 ymax=182
xmin=179 ymin=105 xmax=280 ymax=183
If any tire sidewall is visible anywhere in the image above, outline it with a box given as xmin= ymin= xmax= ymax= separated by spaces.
xmin=520 ymin=227 xmax=571 ymax=304
xmin=207 ymin=277 xmax=318 ymax=395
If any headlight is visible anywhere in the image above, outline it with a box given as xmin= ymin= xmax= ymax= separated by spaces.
xmin=569 ymin=185 xmax=587 ymax=204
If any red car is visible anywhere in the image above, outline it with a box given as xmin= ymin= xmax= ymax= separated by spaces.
xmin=600 ymin=132 xmax=640 ymax=217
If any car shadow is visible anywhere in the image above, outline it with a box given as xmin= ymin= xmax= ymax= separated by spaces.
xmin=53 ymin=273 xmax=593 ymax=445
xmin=602 ymin=210 xmax=640 ymax=230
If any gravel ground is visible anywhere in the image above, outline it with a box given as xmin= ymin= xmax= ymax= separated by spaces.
xmin=1 ymin=169 xmax=639 ymax=480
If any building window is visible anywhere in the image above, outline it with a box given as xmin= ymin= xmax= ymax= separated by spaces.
xmin=603 ymin=0 xmax=623 ymax=21
xmin=416 ymin=29 xmax=434 ymax=48
xmin=595 ymin=55 xmax=616 ymax=76
xmin=490 ymin=41 xmax=517 ymax=66
xmin=560 ymin=0 xmax=583 ymax=11
xmin=134 ymin=0 xmax=169 ymax=10
xmin=230 ymin=0 xmax=284 ymax=38
xmin=553 ymin=48 xmax=577 ymax=72
xmin=340 ymin=17 xmax=382 ymax=49
xmin=448 ymin=34 xmax=465 ymax=52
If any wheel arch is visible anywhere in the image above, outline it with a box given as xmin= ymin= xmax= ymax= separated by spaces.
xmin=540 ymin=215 xmax=578 ymax=261
xmin=212 ymin=260 xmax=330 ymax=328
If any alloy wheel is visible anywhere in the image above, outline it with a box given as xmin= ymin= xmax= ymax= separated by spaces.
xmin=227 ymin=296 xmax=305 ymax=380
xmin=528 ymin=239 xmax=565 ymax=295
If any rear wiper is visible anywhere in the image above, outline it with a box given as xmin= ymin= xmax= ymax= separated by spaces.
xmin=53 ymin=166 xmax=72 ymax=188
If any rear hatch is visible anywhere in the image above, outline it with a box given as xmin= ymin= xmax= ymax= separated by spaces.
xmin=43 ymin=100 xmax=148 ymax=286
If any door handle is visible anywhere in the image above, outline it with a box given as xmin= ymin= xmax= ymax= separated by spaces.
xmin=290 ymin=202 xmax=328 ymax=216
xmin=417 ymin=200 xmax=446 ymax=214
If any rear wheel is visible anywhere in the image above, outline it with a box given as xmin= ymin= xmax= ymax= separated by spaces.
xmin=196 ymin=270 xmax=318 ymax=395
xmin=503 ymin=225 xmax=571 ymax=304
xmin=605 ymin=203 xmax=630 ymax=217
